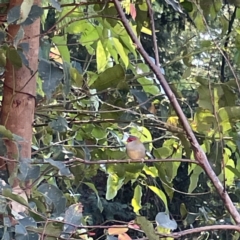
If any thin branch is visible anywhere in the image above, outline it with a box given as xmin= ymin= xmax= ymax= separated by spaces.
xmin=112 ymin=0 xmax=240 ymax=224
xmin=220 ymin=7 xmax=236 ymax=82
xmin=146 ymin=0 xmax=159 ymax=66
xmin=66 ymin=157 xmax=198 ymax=165
xmin=158 ymin=224 xmax=240 ymax=238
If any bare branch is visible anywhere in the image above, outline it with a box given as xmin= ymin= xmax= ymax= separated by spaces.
xmin=112 ymin=0 xmax=240 ymax=224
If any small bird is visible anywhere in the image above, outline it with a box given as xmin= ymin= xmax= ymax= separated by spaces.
xmin=126 ymin=136 xmax=146 ymax=162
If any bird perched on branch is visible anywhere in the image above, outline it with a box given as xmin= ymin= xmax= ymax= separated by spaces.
xmin=126 ymin=136 xmax=146 ymax=162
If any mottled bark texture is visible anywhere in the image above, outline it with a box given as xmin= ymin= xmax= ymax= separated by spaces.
xmin=0 ymin=0 xmax=40 ymax=190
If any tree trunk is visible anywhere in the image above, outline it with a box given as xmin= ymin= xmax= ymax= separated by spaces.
xmin=0 ymin=0 xmax=40 ymax=194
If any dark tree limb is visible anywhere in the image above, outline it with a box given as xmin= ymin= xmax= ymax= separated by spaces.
xmin=220 ymin=7 xmax=236 ymax=82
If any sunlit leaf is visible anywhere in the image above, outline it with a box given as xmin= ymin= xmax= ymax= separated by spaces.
xmin=106 ymin=174 xmax=124 ymax=200
xmin=131 ymin=185 xmax=142 ymax=214
xmin=148 ymin=186 xmax=168 ymax=212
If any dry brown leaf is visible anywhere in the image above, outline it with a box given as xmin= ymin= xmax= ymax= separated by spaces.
xmin=108 ymin=225 xmax=128 ymax=235
xmin=118 ymin=233 xmax=132 ymax=240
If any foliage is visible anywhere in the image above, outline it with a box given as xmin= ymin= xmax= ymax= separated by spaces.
xmin=0 ymin=0 xmax=240 ymax=239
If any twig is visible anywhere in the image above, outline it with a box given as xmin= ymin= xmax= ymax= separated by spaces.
xmin=146 ymin=0 xmax=159 ymax=66
xmin=66 ymin=157 xmax=198 ymax=165
xmin=158 ymin=224 xmax=240 ymax=238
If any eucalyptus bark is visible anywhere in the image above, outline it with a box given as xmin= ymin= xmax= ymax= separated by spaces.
xmin=0 ymin=0 xmax=40 ymax=190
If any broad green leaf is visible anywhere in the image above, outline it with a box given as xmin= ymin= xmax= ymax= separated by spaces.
xmin=153 ymin=147 xmax=172 ymax=159
xmin=52 ymin=36 xmax=70 ymax=63
xmin=188 ymin=165 xmax=203 ymax=193
xmin=91 ymin=126 xmax=107 ymax=140
xmin=119 ymin=35 xmax=137 ymax=57
xmin=0 ymin=125 xmax=14 ymax=140
xmin=190 ymin=9 xmax=205 ymax=31
xmin=218 ymin=107 xmax=240 ymax=122
xmin=137 ymin=77 xmax=160 ymax=95
xmin=39 ymin=59 xmax=63 ymax=100
xmin=106 ymin=41 xmax=119 ymax=63
xmin=49 ymin=116 xmax=68 ymax=132
xmin=91 ymin=64 xmax=125 ymax=91
xmin=70 ymin=67 xmax=83 ymax=87
xmin=141 ymin=27 xmax=152 ymax=35
xmin=38 ymin=183 xmax=66 ymax=216
xmin=135 ymin=216 xmax=158 ymax=240
xmin=96 ymin=40 xmax=108 ymax=72
xmin=194 ymin=108 xmax=215 ymax=133
xmin=44 ymin=158 xmax=72 ymax=177
xmin=79 ymin=23 xmax=99 ymax=45
xmin=197 ymin=84 xmax=212 ymax=111
xmin=7 ymin=46 xmax=22 ymax=69
xmin=18 ymin=161 xmax=40 ymax=181
xmin=112 ymin=37 xmax=129 ymax=68
xmin=3 ymin=189 xmax=28 ymax=207
xmin=67 ymin=20 xmax=88 ymax=34
xmin=106 ymin=173 xmax=124 ymax=200
xmin=148 ymin=186 xmax=168 ymax=212
xmin=7 ymin=6 xmax=21 ymax=24
xmin=0 ymin=48 xmax=6 ymax=67
xmin=84 ymin=182 xmax=103 ymax=212
xmin=143 ymin=165 xmax=158 ymax=177
xmin=131 ymin=185 xmax=142 ymax=214
xmin=87 ymin=71 xmax=98 ymax=86
xmin=27 ymin=223 xmax=62 ymax=238
xmin=221 ymin=153 xmax=235 ymax=186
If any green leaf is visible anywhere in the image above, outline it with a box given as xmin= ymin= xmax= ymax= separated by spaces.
xmin=79 ymin=23 xmax=99 ymax=45
xmin=131 ymin=185 xmax=142 ymax=214
xmin=181 ymin=1 xmax=193 ymax=12
xmin=37 ymin=183 xmax=66 ymax=216
xmin=218 ymin=106 xmax=240 ymax=122
xmin=3 ymin=189 xmax=28 ymax=207
xmin=107 ymin=39 xmax=119 ymax=63
xmin=135 ymin=216 xmax=158 ymax=240
xmin=153 ymin=147 xmax=172 ymax=159
xmin=70 ymin=67 xmax=83 ymax=87
xmin=137 ymin=77 xmax=160 ymax=95
xmin=112 ymin=37 xmax=129 ymax=68
xmin=143 ymin=165 xmax=158 ymax=177
xmin=52 ymin=36 xmax=70 ymax=63
xmin=49 ymin=116 xmax=68 ymax=132
xmin=148 ymin=186 xmax=168 ymax=212
xmin=7 ymin=46 xmax=22 ymax=69
xmin=66 ymin=20 xmax=88 ymax=34
xmin=106 ymin=174 xmax=124 ymax=200
xmin=91 ymin=126 xmax=107 ymax=140
xmin=83 ymin=182 xmax=103 ymax=212
xmin=44 ymin=158 xmax=73 ymax=177
xmin=96 ymin=40 xmax=108 ymax=72
xmin=188 ymin=165 xmax=203 ymax=193
xmin=91 ymin=64 xmax=125 ymax=91
xmin=197 ymin=84 xmax=212 ymax=110
xmin=194 ymin=108 xmax=215 ymax=133
xmin=0 ymin=125 xmax=14 ymax=140
xmin=62 ymin=203 xmax=83 ymax=237
xmin=39 ymin=59 xmax=63 ymax=99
